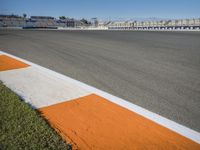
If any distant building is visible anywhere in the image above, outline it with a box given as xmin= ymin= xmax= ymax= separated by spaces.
xmin=0 ymin=14 xmax=22 ymax=19
xmin=0 ymin=14 xmax=25 ymax=27
xmin=30 ymin=16 xmax=55 ymax=20
xmin=58 ymin=18 xmax=81 ymax=27
xmin=0 ymin=14 xmax=199 ymax=30
xmin=106 ymin=18 xmax=200 ymax=30
xmin=91 ymin=18 xmax=98 ymax=27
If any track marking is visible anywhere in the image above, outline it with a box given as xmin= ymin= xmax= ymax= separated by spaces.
xmin=0 ymin=66 xmax=91 ymax=108
xmin=39 ymin=94 xmax=200 ymax=149
xmin=0 ymin=55 xmax=29 ymax=71
xmin=0 ymin=50 xmax=200 ymax=146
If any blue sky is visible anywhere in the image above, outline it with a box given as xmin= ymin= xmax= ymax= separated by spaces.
xmin=0 ymin=0 xmax=200 ymax=19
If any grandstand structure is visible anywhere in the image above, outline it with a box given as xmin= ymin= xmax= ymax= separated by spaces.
xmin=0 ymin=14 xmax=200 ymax=30
xmin=0 ymin=15 xmax=82 ymax=28
xmin=107 ymin=18 xmax=200 ymax=30
xmin=0 ymin=15 xmax=25 ymax=27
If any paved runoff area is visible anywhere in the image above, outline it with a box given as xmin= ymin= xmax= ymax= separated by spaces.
xmin=0 ymin=29 xmax=200 ymax=149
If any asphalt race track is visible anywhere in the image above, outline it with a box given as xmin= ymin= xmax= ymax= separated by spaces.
xmin=0 ymin=29 xmax=200 ymax=132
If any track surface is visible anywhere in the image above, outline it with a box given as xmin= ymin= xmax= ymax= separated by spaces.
xmin=0 ymin=29 xmax=200 ymax=132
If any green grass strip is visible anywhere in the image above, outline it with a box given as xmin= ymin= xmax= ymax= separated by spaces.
xmin=0 ymin=82 xmax=72 ymax=150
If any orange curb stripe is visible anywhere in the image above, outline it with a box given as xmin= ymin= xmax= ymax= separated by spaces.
xmin=0 ymin=55 xmax=29 ymax=71
xmin=39 ymin=94 xmax=200 ymax=150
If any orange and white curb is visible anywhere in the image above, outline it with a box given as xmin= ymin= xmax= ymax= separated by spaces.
xmin=0 ymin=50 xmax=200 ymax=150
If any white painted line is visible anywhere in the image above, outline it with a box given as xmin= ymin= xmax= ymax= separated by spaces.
xmin=0 ymin=50 xmax=200 ymax=144
xmin=0 ymin=67 xmax=91 ymax=108
xmin=0 ymin=51 xmax=4 ymax=55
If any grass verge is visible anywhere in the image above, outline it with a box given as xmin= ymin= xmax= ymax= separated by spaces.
xmin=0 ymin=82 xmax=72 ymax=150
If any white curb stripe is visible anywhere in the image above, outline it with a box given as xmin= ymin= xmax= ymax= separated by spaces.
xmin=0 ymin=50 xmax=200 ymax=144
xmin=0 ymin=67 xmax=91 ymax=108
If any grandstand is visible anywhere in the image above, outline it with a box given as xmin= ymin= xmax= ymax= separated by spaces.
xmin=107 ymin=18 xmax=200 ymax=30
xmin=0 ymin=15 xmax=25 ymax=27
xmin=0 ymin=14 xmax=200 ymax=30
xmin=0 ymin=14 xmax=82 ymax=28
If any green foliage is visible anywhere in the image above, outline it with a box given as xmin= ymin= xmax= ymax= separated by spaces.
xmin=0 ymin=82 xmax=72 ymax=150
xmin=59 ymin=16 xmax=66 ymax=20
xmin=23 ymin=13 xmax=27 ymax=18
xmin=80 ymin=18 xmax=91 ymax=25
